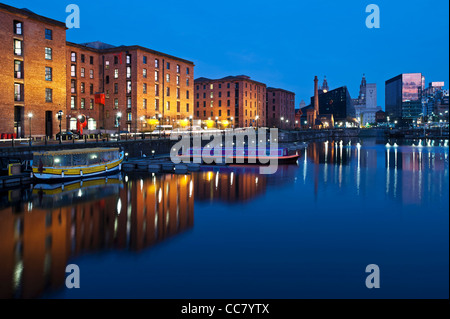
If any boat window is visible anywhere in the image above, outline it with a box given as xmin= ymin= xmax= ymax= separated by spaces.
xmin=73 ymin=153 xmax=87 ymax=166
xmin=88 ymin=153 xmax=100 ymax=165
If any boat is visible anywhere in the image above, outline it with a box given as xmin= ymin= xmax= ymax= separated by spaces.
xmin=32 ymin=147 xmax=124 ymax=181
xmin=177 ymin=147 xmax=300 ymax=165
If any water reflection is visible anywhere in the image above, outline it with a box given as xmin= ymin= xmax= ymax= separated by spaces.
xmin=0 ymin=139 xmax=448 ymax=299
xmin=0 ymin=174 xmax=194 ymax=299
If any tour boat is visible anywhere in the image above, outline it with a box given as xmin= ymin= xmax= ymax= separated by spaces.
xmin=178 ymin=147 xmax=300 ymax=164
xmin=32 ymin=147 xmax=124 ymax=181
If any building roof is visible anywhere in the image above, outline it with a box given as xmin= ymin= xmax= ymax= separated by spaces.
xmin=267 ymin=87 xmax=295 ymax=95
xmin=66 ymin=41 xmax=195 ymax=65
xmin=195 ymin=75 xmax=266 ymax=86
xmin=0 ymin=3 xmax=67 ymax=28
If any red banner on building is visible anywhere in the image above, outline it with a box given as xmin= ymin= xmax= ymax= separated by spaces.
xmin=95 ymin=93 xmax=105 ymax=105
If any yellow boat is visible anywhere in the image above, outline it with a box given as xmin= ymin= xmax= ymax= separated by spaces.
xmin=32 ymin=147 xmax=124 ymax=181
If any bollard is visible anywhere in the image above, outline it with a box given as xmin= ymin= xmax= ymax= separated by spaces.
xmin=85 ymin=135 xmax=87 ymax=143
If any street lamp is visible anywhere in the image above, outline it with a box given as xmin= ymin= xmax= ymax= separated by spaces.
xmin=230 ymin=117 xmax=234 ymax=129
xmin=28 ymin=113 xmax=33 ymax=146
xmin=158 ymin=113 xmax=162 ymax=139
xmin=57 ymin=110 xmax=63 ymax=144
xmin=117 ymin=112 xmax=122 ymax=140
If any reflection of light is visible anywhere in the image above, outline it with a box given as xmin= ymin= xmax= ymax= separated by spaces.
xmin=77 ymin=189 xmax=82 ymax=197
xmin=215 ymin=171 xmax=219 ymax=189
xmin=117 ymin=198 xmax=122 ymax=214
xmin=206 ymin=171 xmax=213 ymax=181
xmin=189 ymin=180 xmax=193 ymax=198
xmin=230 ymin=172 xmax=234 ymax=186
xmin=255 ymin=177 xmax=258 ymax=184
xmin=140 ymin=179 xmax=143 ymax=191
xmin=158 ymin=188 xmax=162 ymax=203
xmin=54 ymin=158 xmax=60 ymax=163
xmin=13 ymin=260 xmax=23 ymax=291
xmin=125 ymin=175 xmax=128 ymax=183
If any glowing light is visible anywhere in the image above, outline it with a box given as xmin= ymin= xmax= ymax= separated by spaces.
xmin=117 ymin=198 xmax=122 ymax=214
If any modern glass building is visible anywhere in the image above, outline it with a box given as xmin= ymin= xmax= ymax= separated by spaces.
xmin=385 ymin=73 xmax=424 ymax=121
xmin=310 ymin=86 xmax=356 ymax=123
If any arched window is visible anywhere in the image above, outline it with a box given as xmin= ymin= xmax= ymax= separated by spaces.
xmin=70 ymin=118 xmax=77 ymax=130
xmin=88 ymin=118 xmax=96 ymax=130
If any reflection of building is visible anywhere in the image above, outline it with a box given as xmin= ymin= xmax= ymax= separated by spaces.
xmin=194 ymin=75 xmax=267 ymax=129
xmin=385 ymin=73 xmax=424 ymax=122
xmin=0 ymin=174 xmax=194 ymax=298
xmin=266 ymin=88 xmax=295 ymax=129
xmin=194 ymin=169 xmax=266 ymax=203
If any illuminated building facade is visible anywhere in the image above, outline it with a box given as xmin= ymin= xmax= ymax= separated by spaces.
xmin=194 ymin=75 xmax=266 ymax=129
xmin=266 ymin=87 xmax=295 ymax=129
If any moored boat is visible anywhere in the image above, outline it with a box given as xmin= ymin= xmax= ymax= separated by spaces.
xmin=32 ymin=147 xmax=124 ymax=181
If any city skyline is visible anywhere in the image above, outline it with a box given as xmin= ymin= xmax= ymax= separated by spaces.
xmin=2 ymin=0 xmax=448 ymax=108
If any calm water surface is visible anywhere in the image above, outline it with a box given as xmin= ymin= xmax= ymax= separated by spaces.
xmin=0 ymin=139 xmax=448 ymax=299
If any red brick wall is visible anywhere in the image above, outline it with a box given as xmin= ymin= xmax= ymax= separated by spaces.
xmin=0 ymin=8 xmax=66 ymax=137
xmin=266 ymin=88 xmax=295 ymax=129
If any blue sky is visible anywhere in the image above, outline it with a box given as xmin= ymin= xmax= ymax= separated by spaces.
xmin=4 ymin=0 xmax=449 ymax=109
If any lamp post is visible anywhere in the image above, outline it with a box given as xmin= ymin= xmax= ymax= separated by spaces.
xmin=230 ymin=117 xmax=234 ymax=129
xmin=158 ymin=113 xmax=162 ymax=139
xmin=117 ymin=112 xmax=122 ymax=141
xmin=215 ymin=116 xmax=219 ymax=129
xmin=140 ymin=116 xmax=145 ymax=139
xmin=28 ymin=113 xmax=33 ymax=146
xmin=189 ymin=115 xmax=193 ymax=136
xmin=57 ymin=110 xmax=63 ymax=144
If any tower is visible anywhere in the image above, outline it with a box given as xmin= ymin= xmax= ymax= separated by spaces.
xmin=321 ymin=76 xmax=329 ymax=92
xmin=314 ymin=76 xmax=319 ymax=113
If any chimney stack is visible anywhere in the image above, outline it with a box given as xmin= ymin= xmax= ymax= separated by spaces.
xmin=314 ymin=76 xmax=319 ymax=113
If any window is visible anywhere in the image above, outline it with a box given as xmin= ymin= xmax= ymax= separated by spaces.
xmin=114 ymin=98 xmax=119 ymax=109
xmin=81 ymin=67 xmax=85 ymax=78
xmin=197 ymin=111 xmax=199 ymax=117
xmin=227 ymin=100 xmax=230 ymax=106
xmin=88 ymin=118 xmax=96 ymax=130
xmin=177 ymin=101 xmax=181 ymax=112
xmin=210 ymin=92 xmax=213 ymax=98
xmin=45 ymin=29 xmax=52 ymax=40
xmin=210 ymin=101 xmax=214 ymax=108
xmin=106 ymin=75 xmax=110 ymax=84
xmin=166 ymin=101 xmax=170 ymax=110
xmin=210 ymin=84 xmax=214 ymax=90
xmin=114 ymin=83 xmax=118 ymax=94
xmin=80 ymin=98 xmax=85 ymax=109
xmin=90 ymin=56 xmax=94 ymax=64
xmin=219 ymin=84 xmax=222 ymax=89
xmin=219 ymin=110 xmax=222 ymax=116
xmin=177 ymin=75 xmax=180 ymax=85
xmin=71 ymin=52 xmax=76 ymax=62
xmin=197 ymin=101 xmax=199 ymax=108
xmin=143 ymin=83 xmax=147 ymax=94
xmin=227 ymin=83 xmax=230 ymax=89
xmin=14 ymin=60 xmax=23 ymax=79
xmin=45 ymin=67 xmax=52 ymax=81
xmin=155 ymin=70 xmax=159 ymax=81
xmin=155 ymin=99 xmax=159 ymax=111
xmin=127 ymin=113 xmax=132 ymax=121
xmin=90 ymin=99 xmax=94 ymax=109
xmin=186 ymin=78 xmax=189 ymax=86
xmin=143 ymin=56 xmax=147 ymax=64
xmin=143 ymin=68 xmax=147 ymax=78
xmin=127 ymin=97 xmax=131 ymax=109
xmin=155 ymin=59 xmax=159 ymax=68
xmin=186 ymin=67 xmax=190 ymax=74
xmin=126 ymin=54 xmax=131 ymax=64
xmin=143 ymin=98 xmax=147 ymax=109
xmin=166 ymin=62 xmax=170 ymax=70
xmin=14 ymin=83 xmax=24 ymax=101
xmin=14 ymin=39 xmax=22 ymax=55
xmin=186 ymin=103 xmax=189 ymax=112
xmin=81 ymin=82 xmax=85 ymax=93
xmin=105 ymin=61 xmax=110 ymax=69
xmin=114 ymin=69 xmax=119 ymax=78
xmin=106 ymin=90 xmax=109 ymax=98
xmin=89 ymin=70 xmax=94 ymax=79
xmin=227 ymin=91 xmax=230 ymax=97
xmin=203 ymin=101 xmax=206 ymax=107
xmin=219 ymin=100 xmax=222 ymax=107
xmin=203 ymin=93 xmax=206 ymax=98
xmin=45 ymin=47 xmax=52 ymax=60
xmin=203 ymin=85 xmax=206 ymax=89
xmin=227 ymin=110 xmax=230 ymax=116
xmin=45 ymin=88 xmax=52 ymax=102
xmin=127 ymin=81 xmax=132 ymax=94
xmin=177 ymin=64 xmax=180 ymax=73
xmin=203 ymin=110 xmax=206 ymax=117
xmin=14 ymin=21 xmax=23 ymax=35
xmin=155 ymin=84 xmax=159 ymax=96
xmin=114 ymin=56 xmax=118 ymax=64
xmin=71 ymin=96 xmax=76 ymax=109
xmin=71 ymin=65 xmax=76 ymax=77
xmin=186 ymin=90 xmax=190 ymax=99
xmin=81 ymin=54 xmax=85 ymax=63
xmin=90 ymin=84 xmax=94 ymax=94
xmin=196 ymin=85 xmax=199 ymax=90
xmin=218 ymin=92 xmax=222 ymax=98
xmin=71 ymin=79 xmax=76 ymax=93
xmin=126 ymin=66 xmax=131 ymax=78
xmin=166 ymin=74 xmax=170 ymax=82
xmin=166 ymin=87 xmax=170 ymax=97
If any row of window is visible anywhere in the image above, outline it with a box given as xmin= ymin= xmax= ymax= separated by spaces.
xmin=71 ymin=81 xmax=95 ymax=94
xmin=70 ymin=65 xmax=94 ymax=78
xmin=70 ymin=96 xmax=94 ymax=110
xmin=196 ymin=83 xmax=264 ymax=91
xmin=14 ymin=20 xmax=53 ymax=39
xmin=70 ymin=52 xmax=94 ymax=64
xmin=196 ymin=110 xmax=232 ymax=117
xmin=14 ymin=84 xmax=53 ymax=103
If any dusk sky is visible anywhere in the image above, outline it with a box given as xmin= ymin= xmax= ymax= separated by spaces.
xmin=4 ymin=0 xmax=449 ymax=109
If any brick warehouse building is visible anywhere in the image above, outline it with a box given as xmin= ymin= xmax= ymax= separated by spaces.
xmin=194 ymin=75 xmax=266 ymax=129
xmin=66 ymin=42 xmax=194 ymax=134
xmin=0 ymin=3 xmax=67 ymax=138
xmin=266 ymin=87 xmax=295 ymax=129
xmin=0 ymin=3 xmax=194 ymax=137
